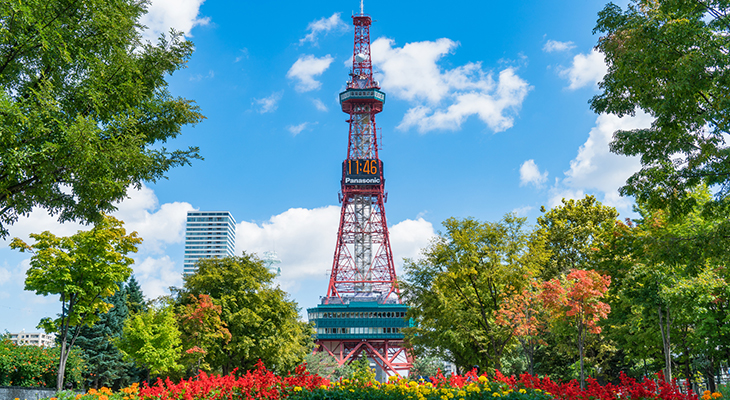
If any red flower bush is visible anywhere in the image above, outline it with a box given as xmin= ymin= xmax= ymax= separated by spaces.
xmin=491 ymin=370 xmax=700 ymax=400
xmin=137 ymin=361 xmax=328 ymax=400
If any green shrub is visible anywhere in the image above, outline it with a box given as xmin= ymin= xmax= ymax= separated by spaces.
xmin=0 ymin=338 xmax=85 ymax=387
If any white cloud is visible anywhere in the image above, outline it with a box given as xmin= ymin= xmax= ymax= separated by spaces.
xmin=371 ymin=38 xmax=531 ymax=133
xmin=543 ymin=40 xmax=575 ymax=53
xmin=541 ymin=111 xmax=653 ymax=210
xmin=0 ymin=184 xmax=192 ymax=300
xmin=560 ymin=49 xmax=607 ymax=90
xmin=0 ymin=265 xmax=11 ymax=285
xmin=560 ymin=111 xmax=653 ymax=209
xmin=234 ymin=207 xmax=435 ymax=293
xmin=288 ymin=122 xmax=311 ymax=136
xmin=189 ymin=70 xmax=215 ymax=82
xmin=512 ymin=206 xmax=533 ymax=217
xmin=300 ymin=13 xmax=348 ymax=45
xmin=389 ymin=218 xmax=436 ymax=275
xmin=113 ymin=185 xmax=193 ymax=254
xmin=253 ymin=91 xmax=283 ymax=113
xmin=235 ymin=206 xmax=340 ymax=282
xmin=139 ymin=0 xmax=210 ymax=43
xmin=134 ymin=256 xmax=183 ymax=299
xmin=312 ymin=98 xmax=328 ymax=111
xmin=287 ymin=55 xmax=334 ymax=92
xmin=520 ymin=159 xmax=548 ymax=187
xmin=547 ymin=187 xmax=586 ymax=209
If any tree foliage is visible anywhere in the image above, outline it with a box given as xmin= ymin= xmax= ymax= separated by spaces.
xmin=592 ymin=0 xmax=730 ymax=216
xmin=116 ymin=301 xmax=183 ymax=379
xmin=597 ymin=190 xmax=730 ymax=386
xmin=537 ymin=196 xmax=619 ymax=279
xmin=402 ymin=214 xmax=548 ymax=373
xmin=10 ymin=215 xmax=141 ymax=390
xmin=540 ymin=269 xmax=611 ymax=388
xmin=178 ymin=294 xmax=231 ymax=375
xmin=74 ymin=276 xmax=146 ymax=389
xmin=178 ymin=254 xmax=313 ymax=374
xmin=496 ymin=281 xmax=547 ymax=375
xmin=0 ymin=0 xmax=204 ymax=238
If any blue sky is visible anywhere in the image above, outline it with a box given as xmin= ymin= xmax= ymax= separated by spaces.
xmin=0 ymin=0 xmax=653 ymax=333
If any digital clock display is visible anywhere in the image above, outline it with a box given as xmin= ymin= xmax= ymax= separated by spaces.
xmin=342 ymin=159 xmax=383 ymax=185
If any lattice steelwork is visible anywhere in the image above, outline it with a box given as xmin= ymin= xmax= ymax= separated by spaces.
xmin=310 ymin=3 xmax=412 ymax=379
xmin=326 ymin=8 xmax=398 ymax=304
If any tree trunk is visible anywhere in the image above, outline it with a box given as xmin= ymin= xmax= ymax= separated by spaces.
xmin=658 ymin=305 xmax=672 ymax=382
xmin=706 ymin=357 xmax=716 ymax=393
xmin=520 ymin=338 xmax=534 ymax=375
xmin=578 ymin=321 xmax=585 ymax=389
xmin=684 ymin=351 xmax=692 ymax=391
xmin=56 ymin=339 xmax=69 ymax=391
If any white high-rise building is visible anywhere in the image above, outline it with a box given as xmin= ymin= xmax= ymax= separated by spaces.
xmin=184 ymin=211 xmax=236 ymax=275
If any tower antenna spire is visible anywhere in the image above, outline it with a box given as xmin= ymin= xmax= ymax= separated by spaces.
xmin=360 ymin=0 xmax=364 ymax=15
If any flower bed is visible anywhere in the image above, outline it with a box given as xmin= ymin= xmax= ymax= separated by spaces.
xmin=50 ymin=362 xmax=722 ymax=400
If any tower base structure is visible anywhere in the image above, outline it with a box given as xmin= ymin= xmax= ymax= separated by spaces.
xmin=307 ymin=298 xmax=413 ymax=379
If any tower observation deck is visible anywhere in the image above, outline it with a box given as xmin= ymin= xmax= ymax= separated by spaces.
xmin=307 ymin=3 xmax=413 ymax=379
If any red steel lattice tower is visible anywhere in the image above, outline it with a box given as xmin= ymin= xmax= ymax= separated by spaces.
xmin=307 ymin=3 xmax=413 ymax=379
xmin=328 ymin=4 xmax=397 ymax=304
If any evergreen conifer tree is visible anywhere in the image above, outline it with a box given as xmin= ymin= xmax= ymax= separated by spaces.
xmin=74 ymin=276 xmax=146 ymax=389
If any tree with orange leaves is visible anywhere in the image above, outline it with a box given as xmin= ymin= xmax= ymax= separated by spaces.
xmin=178 ymin=294 xmax=231 ymax=374
xmin=540 ymin=269 xmax=611 ymax=389
xmin=496 ymin=279 xmax=547 ymax=375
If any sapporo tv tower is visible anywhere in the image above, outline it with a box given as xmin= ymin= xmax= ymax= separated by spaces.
xmin=307 ymin=2 xmax=413 ymax=378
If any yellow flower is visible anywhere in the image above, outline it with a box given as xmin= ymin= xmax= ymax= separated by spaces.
xmin=478 ymin=376 xmax=488 ymax=383
xmin=457 ymin=391 xmax=466 ymax=397
xmin=441 ymin=396 xmax=448 ymax=400
xmin=319 ymin=385 xmax=327 ymax=390
xmin=519 ymin=389 xmax=527 ymax=394
xmin=293 ymin=387 xmax=302 ymax=392
xmin=493 ymin=393 xmax=501 ymax=397
xmin=535 ymin=389 xmax=542 ymax=393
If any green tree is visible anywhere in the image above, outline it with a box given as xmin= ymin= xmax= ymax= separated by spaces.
xmin=10 ymin=215 xmax=140 ymax=391
xmin=591 ymin=0 xmax=730 ymax=217
xmin=126 ymin=275 xmax=146 ymax=314
xmin=537 ymin=196 xmax=619 ymax=280
xmin=0 ymin=0 xmax=203 ymax=239
xmin=116 ymin=300 xmax=183 ymax=380
xmin=74 ymin=276 xmax=146 ymax=389
xmin=402 ymin=214 xmax=548 ymax=372
xmin=177 ymin=294 xmax=231 ymax=375
xmin=597 ymin=190 xmax=730 ymax=384
xmin=179 ymin=254 xmax=313 ymax=374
